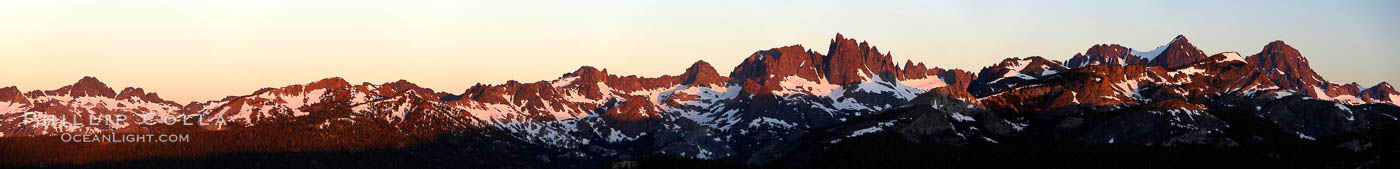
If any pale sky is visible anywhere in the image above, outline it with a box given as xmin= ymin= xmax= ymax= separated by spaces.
xmin=1 ymin=0 xmax=1396 ymax=103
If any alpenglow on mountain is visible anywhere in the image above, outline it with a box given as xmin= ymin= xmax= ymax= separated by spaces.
xmin=1 ymin=34 xmax=1397 ymax=168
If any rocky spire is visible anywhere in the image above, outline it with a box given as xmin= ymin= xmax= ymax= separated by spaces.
xmin=824 ymin=33 xmax=900 ymax=85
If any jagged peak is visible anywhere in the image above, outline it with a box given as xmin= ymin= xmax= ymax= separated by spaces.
xmin=1344 ymin=82 xmax=1364 ymax=91
xmin=1208 ymin=52 xmax=1246 ymax=62
xmin=789 ymin=44 xmax=807 ymax=50
xmin=1087 ymin=44 xmax=1130 ymax=54
xmin=383 ymin=79 xmax=416 ymax=86
xmin=1131 ymin=35 xmax=1192 ymax=58
xmin=1361 ymin=82 xmax=1399 ymax=101
xmin=745 ymin=44 xmax=810 ymax=62
xmin=828 ymin=33 xmax=881 ymax=55
xmin=115 ymin=87 xmax=167 ymax=103
xmin=1123 ymin=34 xmax=1208 ymax=68
xmin=306 ymin=77 xmax=350 ymax=90
xmin=64 ymin=76 xmax=116 ymax=98
xmin=1 ymin=86 xmax=20 ymax=95
xmin=1256 ymin=40 xmax=1300 ymax=58
xmin=991 ymin=57 xmax=1024 ymax=68
xmin=569 ymin=66 xmax=603 ymax=75
xmin=117 ymin=87 xmax=145 ymax=96
xmin=1066 ymin=44 xmax=1134 ymax=68
xmin=0 ymin=86 xmax=25 ymax=103
xmin=684 ymin=60 xmax=716 ymax=74
xmin=730 ymin=44 xmax=816 ymax=79
xmin=828 ymin=33 xmax=871 ymax=54
xmin=382 ymin=79 xmax=420 ymax=88
xmin=1081 ymin=44 xmax=1133 ymax=60
xmin=379 ymin=79 xmax=434 ymax=95
xmin=72 ymin=76 xmax=109 ymax=89
xmin=503 ymin=80 xmax=523 ymax=86
xmin=312 ymin=77 xmax=347 ymax=84
xmin=996 ymin=56 xmax=1055 ymax=67
xmin=562 ymin=66 xmax=609 ymax=82
xmin=681 ymin=60 xmax=726 ymax=86
xmin=1265 ymin=40 xmax=1291 ymax=48
xmin=824 ymin=33 xmax=901 ymax=84
xmin=986 ymin=56 xmax=1067 ymax=76
xmin=76 ymin=76 xmax=102 ymax=84
xmin=1370 ymin=82 xmax=1395 ymax=92
xmin=1248 ymin=40 xmax=1308 ymax=65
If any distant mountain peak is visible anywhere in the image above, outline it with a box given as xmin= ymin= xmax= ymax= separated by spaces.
xmin=681 ymin=60 xmax=727 ymax=86
xmin=0 ymin=86 xmax=25 ymax=103
xmin=826 ymin=33 xmax=899 ymax=85
xmin=380 ymin=79 xmax=434 ymax=95
xmin=683 ymin=60 xmax=717 ymax=76
xmin=1369 ymin=82 xmax=1396 ymax=93
xmin=968 ymin=56 xmax=1068 ymax=96
xmin=1359 ymin=82 xmax=1400 ymax=104
xmin=116 ymin=87 xmax=179 ymax=105
xmin=307 ymin=77 xmax=351 ymax=91
xmin=63 ymin=76 xmax=116 ymax=98
xmin=1204 ymin=52 xmax=1247 ymax=63
xmin=1265 ymin=40 xmax=1292 ymax=49
xmin=1256 ymin=40 xmax=1302 ymax=61
xmin=1246 ymin=39 xmax=1328 ymax=96
xmin=1066 ymin=44 xmax=1131 ymax=69
xmin=1134 ymin=35 xmax=1207 ymax=68
xmin=564 ymin=66 xmax=608 ymax=81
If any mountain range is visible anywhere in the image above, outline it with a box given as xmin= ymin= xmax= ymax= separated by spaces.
xmin=1 ymin=34 xmax=1396 ymax=168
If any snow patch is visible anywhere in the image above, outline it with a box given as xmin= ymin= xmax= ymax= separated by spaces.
xmin=1220 ymin=52 xmax=1245 ymax=62
xmin=1296 ymin=132 xmax=1316 ymax=141
xmin=982 ymin=137 xmax=999 ymax=144
xmin=950 ymin=113 xmax=975 ymax=122
xmin=1003 ymin=120 xmax=1027 ymax=131
xmin=1131 ymin=41 xmax=1171 ymax=61
xmin=0 ymin=102 xmax=29 ymax=115
xmin=1171 ymin=67 xmax=1206 ymax=76
xmin=552 ymin=76 xmax=579 ymax=87
xmin=852 ymin=73 xmax=923 ymax=99
xmin=776 ymin=76 xmax=841 ymax=96
xmin=748 ymin=117 xmax=798 ymax=129
xmin=1329 ymin=95 xmax=1365 ymax=105
xmin=847 ymin=120 xmax=897 ymax=138
xmin=898 ymin=77 xmax=948 ymax=91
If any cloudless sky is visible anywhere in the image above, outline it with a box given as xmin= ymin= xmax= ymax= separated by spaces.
xmin=1 ymin=0 xmax=1396 ymax=103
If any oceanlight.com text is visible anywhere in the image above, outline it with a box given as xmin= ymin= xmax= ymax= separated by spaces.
xmin=61 ymin=133 xmax=191 ymax=143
